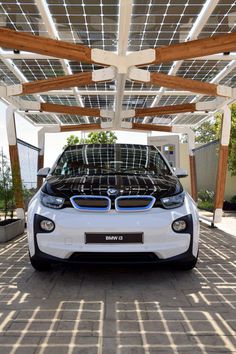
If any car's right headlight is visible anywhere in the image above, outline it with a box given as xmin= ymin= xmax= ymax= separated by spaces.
xmin=161 ymin=192 xmax=185 ymax=209
xmin=40 ymin=191 xmax=65 ymax=209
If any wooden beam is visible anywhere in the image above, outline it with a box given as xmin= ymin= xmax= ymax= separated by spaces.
xmin=135 ymin=103 xmax=196 ymax=117
xmin=132 ymin=123 xmax=172 ymax=132
xmin=22 ymin=72 xmax=93 ymax=95
xmin=37 ymin=154 xmax=44 ymax=190
xmin=189 ymin=155 xmax=198 ymax=202
xmin=41 ymin=103 xmax=100 ymax=117
xmin=0 ymin=28 xmax=93 ymax=63
xmin=9 ymin=145 xmax=24 ymax=209
xmin=150 ymin=72 xmax=218 ymax=96
xmin=154 ymin=32 xmax=236 ymax=63
xmin=214 ymin=145 xmax=229 ymax=209
xmin=213 ymin=107 xmax=231 ymax=223
xmin=60 ymin=123 xmax=101 ymax=132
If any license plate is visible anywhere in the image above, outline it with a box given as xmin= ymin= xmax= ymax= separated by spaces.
xmin=85 ymin=232 xmax=143 ymax=244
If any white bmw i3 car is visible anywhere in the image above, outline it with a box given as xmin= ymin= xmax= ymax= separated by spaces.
xmin=27 ymin=144 xmax=199 ymax=271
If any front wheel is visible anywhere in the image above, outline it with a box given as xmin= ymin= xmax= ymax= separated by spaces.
xmin=29 ymin=256 xmax=51 ymax=272
xmin=175 ymin=256 xmax=198 ymax=271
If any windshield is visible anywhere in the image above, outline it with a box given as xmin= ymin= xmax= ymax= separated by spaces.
xmin=52 ymin=144 xmax=171 ymax=176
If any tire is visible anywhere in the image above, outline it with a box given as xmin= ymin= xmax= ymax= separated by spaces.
xmin=29 ymin=256 xmax=51 ymax=272
xmin=176 ymin=256 xmax=198 ymax=271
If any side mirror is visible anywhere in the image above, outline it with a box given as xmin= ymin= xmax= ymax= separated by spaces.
xmin=174 ymin=168 xmax=188 ymax=178
xmin=37 ymin=167 xmax=50 ymax=178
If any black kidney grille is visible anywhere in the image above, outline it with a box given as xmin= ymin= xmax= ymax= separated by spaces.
xmin=70 ymin=195 xmax=156 ymax=211
xmin=70 ymin=195 xmax=111 ymax=211
xmin=116 ymin=196 xmax=156 ymax=211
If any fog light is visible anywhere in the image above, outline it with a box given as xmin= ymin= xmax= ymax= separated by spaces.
xmin=172 ymin=220 xmax=187 ymax=232
xmin=40 ymin=220 xmax=55 ymax=232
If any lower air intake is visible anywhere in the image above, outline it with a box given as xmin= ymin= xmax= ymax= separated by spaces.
xmin=69 ymin=252 xmax=159 ymax=263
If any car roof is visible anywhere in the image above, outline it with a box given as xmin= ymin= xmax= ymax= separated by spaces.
xmin=64 ymin=143 xmax=157 ymax=151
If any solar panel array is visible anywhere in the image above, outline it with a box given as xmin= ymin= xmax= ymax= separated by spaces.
xmin=0 ymin=0 xmax=236 ymax=127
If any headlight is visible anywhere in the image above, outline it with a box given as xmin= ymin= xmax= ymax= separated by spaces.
xmin=161 ymin=192 xmax=185 ymax=209
xmin=40 ymin=191 xmax=65 ymax=209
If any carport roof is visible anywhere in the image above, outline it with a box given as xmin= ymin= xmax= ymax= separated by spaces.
xmin=1 ymin=0 xmax=236 ymax=129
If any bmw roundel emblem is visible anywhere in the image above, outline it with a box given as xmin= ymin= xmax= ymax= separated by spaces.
xmin=107 ymin=188 xmax=118 ymax=196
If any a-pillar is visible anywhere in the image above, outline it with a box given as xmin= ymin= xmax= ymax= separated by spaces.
xmin=6 ymin=106 xmax=25 ymax=219
xmin=188 ymin=129 xmax=198 ymax=202
xmin=213 ymin=104 xmax=231 ymax=224
xmin=37 ymin=127 xmax=45 ymax=189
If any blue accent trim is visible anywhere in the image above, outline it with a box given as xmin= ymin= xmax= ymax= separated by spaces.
xmin=115 ymin=195 xmax=156 ymax=212
xmin=70 ymin=195 xmax=111 ymax=212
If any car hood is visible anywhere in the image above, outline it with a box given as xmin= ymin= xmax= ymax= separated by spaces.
xmin=42 ymin=174 xmax=183 ymax=200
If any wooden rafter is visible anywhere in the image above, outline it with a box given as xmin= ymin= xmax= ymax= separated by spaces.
xmin=60 ymin=123 xmax=101 ymax=132
xmin=149 ymin=72 xmax=218 ymax=96
xmin=132 ymin=123 xmax=172 ymax=132
xmin=154 ymin=32 xmax=236 ymax=64
xmin=59 ymin=123 xmax=173 ymax=132
xmin=0 ymin=28 xmax=93 ymax=63
xmin=41 ymin=103 xmax=100 ymax=117
xmin=135 ymin=103 xmax=196 ymax=117
xmin=21 ymin=72 xmax=93 ymax=95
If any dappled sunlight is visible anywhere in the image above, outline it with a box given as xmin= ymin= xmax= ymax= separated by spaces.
xmin=116 ymin=302 xmax=235 ymax=353
xmin=0 ymin=225 xmax=235 ymax=353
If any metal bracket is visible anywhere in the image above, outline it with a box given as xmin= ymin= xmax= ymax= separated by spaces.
xmin=217 ymin=85 xmax=232 ymax=98
xmin=127 ymin=49 xmax=155 ymax=67
xmin=19 ymin=101 xmax=41 ymax=111
xmin=195 ymin=97 xmax=227 ymax=112
xmin=100 ymin=110 xmax=114 ymax=119
xmin=101 ymin=121 xmax=113 ymax=129
xmin=0 ymin=86 xmax=7 ymax=97
xmin=91 ymin=49 xmax=119 ymax=67
xmin=121 ymin=110 xmax=135 ymax=118
xmin=91 ymin=48 xmax=156 ymax=74
xmin=213 ymin=208 xmax=223 ymax=223
xmin=128 ymin=67 xmax=150 ymax=82
xmin=6 ymin=105 xmax=17 ymax=145
xmin=7 ymin=84 xmax=23 ymax=96
xmin=121 ymin=121 xmax=133 ymax=129
xmin=92 ymin=67 xmax=116 ymax=82
xmin=221 ymin=104 xmax=231 ymax=146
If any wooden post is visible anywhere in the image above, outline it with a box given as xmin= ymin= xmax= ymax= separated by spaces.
xmin=188 ymin=129 xmax=198 ymax=202
xmin=213 ymin=105 xmax=231 ymax=223
xmin=6 ymin=106 xmax=25 ymax=219
xmin=37 ymin=128 xmax=45 ymax=189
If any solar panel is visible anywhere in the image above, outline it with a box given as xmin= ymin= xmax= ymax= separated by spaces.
xmin=1 ymin=0 xmax=236 ymax=128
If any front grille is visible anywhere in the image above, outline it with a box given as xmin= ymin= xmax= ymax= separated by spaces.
xmin=70 ymin=195 xmax=111 ymax=211
xmin=69 ymin=252 xmax=158 ymax=263
xmin=115 ymin=196 xmax=156 ymax=211
xmin=70 ymin=195 xmax=156 ymax=211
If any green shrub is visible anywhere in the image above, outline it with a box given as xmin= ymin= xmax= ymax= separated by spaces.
xmin=198 ymin=189 xmax=215 ymax=211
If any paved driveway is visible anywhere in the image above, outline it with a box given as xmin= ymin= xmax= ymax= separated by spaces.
xmin=0 ymin=224 xmax=235 ymax=353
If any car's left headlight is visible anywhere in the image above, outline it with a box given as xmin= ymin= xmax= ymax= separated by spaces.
xmin=161 ymin=192 xmax=185 ymax=209
xmin=40 ymin=191 xmax=65 ymax=209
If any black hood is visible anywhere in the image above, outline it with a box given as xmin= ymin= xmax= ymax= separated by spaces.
xmin=42 ymin=174 xmax=183 ymax=201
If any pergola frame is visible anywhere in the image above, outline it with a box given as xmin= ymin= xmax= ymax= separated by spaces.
xmin=1 ymin=0 xmax=235 ymax=225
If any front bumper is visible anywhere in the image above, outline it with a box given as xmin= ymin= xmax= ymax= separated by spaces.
xmin=27 ymin=194 xmax=199 ymax=264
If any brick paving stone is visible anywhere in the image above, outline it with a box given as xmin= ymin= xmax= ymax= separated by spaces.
xmin=0 ymin=224 xmax=235 ymax=353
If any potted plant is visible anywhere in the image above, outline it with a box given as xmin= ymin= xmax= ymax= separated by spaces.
xmin=0 ymin=151 xmax=24 ymax=243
